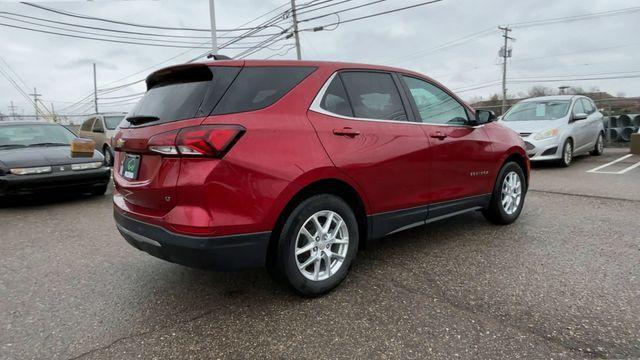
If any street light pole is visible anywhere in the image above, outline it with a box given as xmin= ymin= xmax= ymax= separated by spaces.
xmin=209 ymin=0 xmax=218 ymax=54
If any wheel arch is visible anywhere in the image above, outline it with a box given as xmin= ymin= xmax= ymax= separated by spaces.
xmin=266 ymin=177 xmax=369 ymax=269
xmin=501 ymin=149 xmax=529 ymax=188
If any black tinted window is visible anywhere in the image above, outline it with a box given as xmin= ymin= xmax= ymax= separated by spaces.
xmin=339 ymin=72 xmax=407 ymax=121
xmin=125 ymin=66 xmax=240 ymax=127
xmin=402 ymin=76 xmax=468 ymax=125
xmin=213 ymin=66 xmax=316 ymax=115
xmin=320 ymin=76 xmax=353 ymax=117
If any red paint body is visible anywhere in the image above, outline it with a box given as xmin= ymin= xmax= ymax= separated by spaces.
xmin=113 ymin=60 xmax=528 ymax=240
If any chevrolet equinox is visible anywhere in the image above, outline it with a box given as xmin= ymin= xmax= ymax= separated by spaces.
xmin=113 ymin=60 xmax=529 ymax=296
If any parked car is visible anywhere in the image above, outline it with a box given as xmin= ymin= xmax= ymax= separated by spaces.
xmin=78 ymin=113 xmax=126 ymax=166
xmin=499 ymin=95 xmax=605 ymax=166
xmin=0 ymin=122 xmax=110 ymax=197
xmin=113 ymin=60 xmax=529 ymax=296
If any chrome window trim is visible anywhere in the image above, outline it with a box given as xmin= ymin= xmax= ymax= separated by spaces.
xmin=309 ymin=71 xmax=483 ymax=128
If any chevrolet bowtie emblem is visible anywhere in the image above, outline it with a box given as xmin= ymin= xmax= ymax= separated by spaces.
xmin=116 ymin=138 xmax=125 ymax=148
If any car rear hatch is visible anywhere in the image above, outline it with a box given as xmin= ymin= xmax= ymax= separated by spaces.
xmin=113 ymin=62 xmax=243 ymax=215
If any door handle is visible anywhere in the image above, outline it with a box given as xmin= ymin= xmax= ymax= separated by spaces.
xmin=333 ymin=127 xmax=360 ymax=138
xmin=430 ymin=131 xmax=448 ymax=140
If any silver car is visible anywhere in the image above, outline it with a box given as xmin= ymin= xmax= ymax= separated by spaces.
xmin=500 ymin=95 xmax=604 ymax=166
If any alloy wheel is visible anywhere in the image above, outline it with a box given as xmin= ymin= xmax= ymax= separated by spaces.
xmin=597 ymin=134 xmax=604 ymax=153
xmin=564 ymin=142 xmax=573 ymax=165
xmin=501 ymin=171 xmax=522 ymax=215
xmin=295 ymin=210 xmax=349 ymax=281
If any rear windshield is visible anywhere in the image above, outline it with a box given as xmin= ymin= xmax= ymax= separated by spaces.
xmin=212 ymin=66 xmax=316 ymax=115
xmin=104 ymin=115 xmax=125 ymax=130
xmin=503 ymin=100 xmax=571 ymax=121
xmin=123 ymin=65 xmax=315 ymax=127
xmin=123 ymin=66 xmax=241 ymax=127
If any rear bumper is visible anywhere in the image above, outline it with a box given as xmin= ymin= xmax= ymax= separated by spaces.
xmin=114 ymin=209 xmax=271 ymax=271
xmin=0 ymin=167 xmax=110 ymax=196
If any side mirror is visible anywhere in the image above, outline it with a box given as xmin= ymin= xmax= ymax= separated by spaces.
xmin=572 ymin=113 xmax=588 ymax=122
xmin=475 ymin=109 xmax=496 ymax=125
xmin=94 ymin=128 xmax=104 ymax=133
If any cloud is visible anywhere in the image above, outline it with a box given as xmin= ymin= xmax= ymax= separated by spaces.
xmin=1 ymin=0 xmax=639 ymax=119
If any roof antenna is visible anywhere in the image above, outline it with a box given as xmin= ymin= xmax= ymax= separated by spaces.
xmin=207 ymin=54 xmax=232 ymax=60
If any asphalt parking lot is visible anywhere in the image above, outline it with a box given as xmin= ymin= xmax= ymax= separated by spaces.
xmin=1 ymin=148 xmax=639 ymax=360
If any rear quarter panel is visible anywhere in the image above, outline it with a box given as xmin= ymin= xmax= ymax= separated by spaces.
xmin=171 ymin=66 xmax=363 ymax=236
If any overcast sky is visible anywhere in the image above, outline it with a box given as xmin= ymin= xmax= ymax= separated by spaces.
xmin=1 ymin=0 xmax=639 ymax=118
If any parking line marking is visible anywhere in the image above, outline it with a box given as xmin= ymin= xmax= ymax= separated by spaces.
xmin=618 ymin=161 xmax=640 ymax=174
xmin=586 ymin=154 xmax=634 ymax=173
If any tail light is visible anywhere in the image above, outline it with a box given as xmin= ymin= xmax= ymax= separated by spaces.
xmin=148 ymin=125 xmax=245 ymax=158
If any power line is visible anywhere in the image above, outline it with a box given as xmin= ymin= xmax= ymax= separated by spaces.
xmin=382 ymin=5 xmax=640 ymax=66
xmin=510 ymin=6 xmax=640 ymax=28
xmin=21 ymin=2 xmax=284 ymax=33
xmin=0 ymin=15 xmax=249 ymax=46
xmin=0 ymin=22 xmax=215 ymax=49
xmin=57 ymin=2 xmax=294 ymax=110
xmin=298 ymin=0 xmax=443 ymax=29
xmin=297 ymin=0 xmax=388 ymax=23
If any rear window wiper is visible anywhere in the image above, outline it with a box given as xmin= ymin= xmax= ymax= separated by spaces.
xmin=126 ymin=115 xmax=159 ymax=125
xmin=0 ymin=144 xmax=26 ymax=149
xmin=28 ymin=142 xmax=69 ymax=147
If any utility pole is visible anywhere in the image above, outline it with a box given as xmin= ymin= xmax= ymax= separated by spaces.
xmin=93 ymin=62 xmax=99 ymax=114
xmin=9 ymin=101 xmax=18 ymax=120
xmin=29 ymin=87 xmax=42 ymax=121
xmin=208 ymin=0 xmax=218 ymax=53
xmin=51 ymin=102 xmax=57 ymax=123
xmin=498 ymin=26 xmax=514 ymax=115
xmin=290 ymin=0 xmax=302 ymax=60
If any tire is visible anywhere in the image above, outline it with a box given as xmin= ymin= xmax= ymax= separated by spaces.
xmin=103 ymin=145 xmax=114 ymax=167
xmin=559 ymin=139 xmax=573 ymax=167
xmin=483 ymin=162 xmax=526 ymax=225
xmin=91 ymin=184 xmax=108 ymax=196
xmin=273 ymin=194 xmax=359 ymax=297
xmin=590 ymin=132 xmax=604 ymax=156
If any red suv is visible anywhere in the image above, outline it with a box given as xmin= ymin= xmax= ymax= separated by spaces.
xmin=113 ymin=60 xmax=529 ymax=296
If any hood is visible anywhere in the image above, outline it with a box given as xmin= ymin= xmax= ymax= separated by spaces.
xmin=0 ymin=146 xmax=104 ymax=169
xmin=498 ymin=118 xmax=566 ymax=134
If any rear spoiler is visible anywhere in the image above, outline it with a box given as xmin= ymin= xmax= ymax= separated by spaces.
xmin=146 ymin=61 xmax=245 ymax=90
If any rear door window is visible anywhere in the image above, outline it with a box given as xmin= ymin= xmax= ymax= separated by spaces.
xmin=124 ymin=65 xmax=241 ymax=127
xmin=339 ymin=71 xmax=408 ymax=121
xmin=212 ymin=66 xmax=316 ymax=115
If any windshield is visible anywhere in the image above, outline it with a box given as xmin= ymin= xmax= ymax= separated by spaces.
xmin=104 ymin=116 xmax=124 ymax=130
xmin=0 ymin=124 xmax=76 ymax=148
xmin=503 ymin=100 xmax=571 ymax=121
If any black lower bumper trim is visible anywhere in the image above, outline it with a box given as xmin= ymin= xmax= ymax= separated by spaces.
xmin=0 ymin=168 xmax=110 ymax=196
xmin=114 ymin=210 xmax=271 ymax=271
